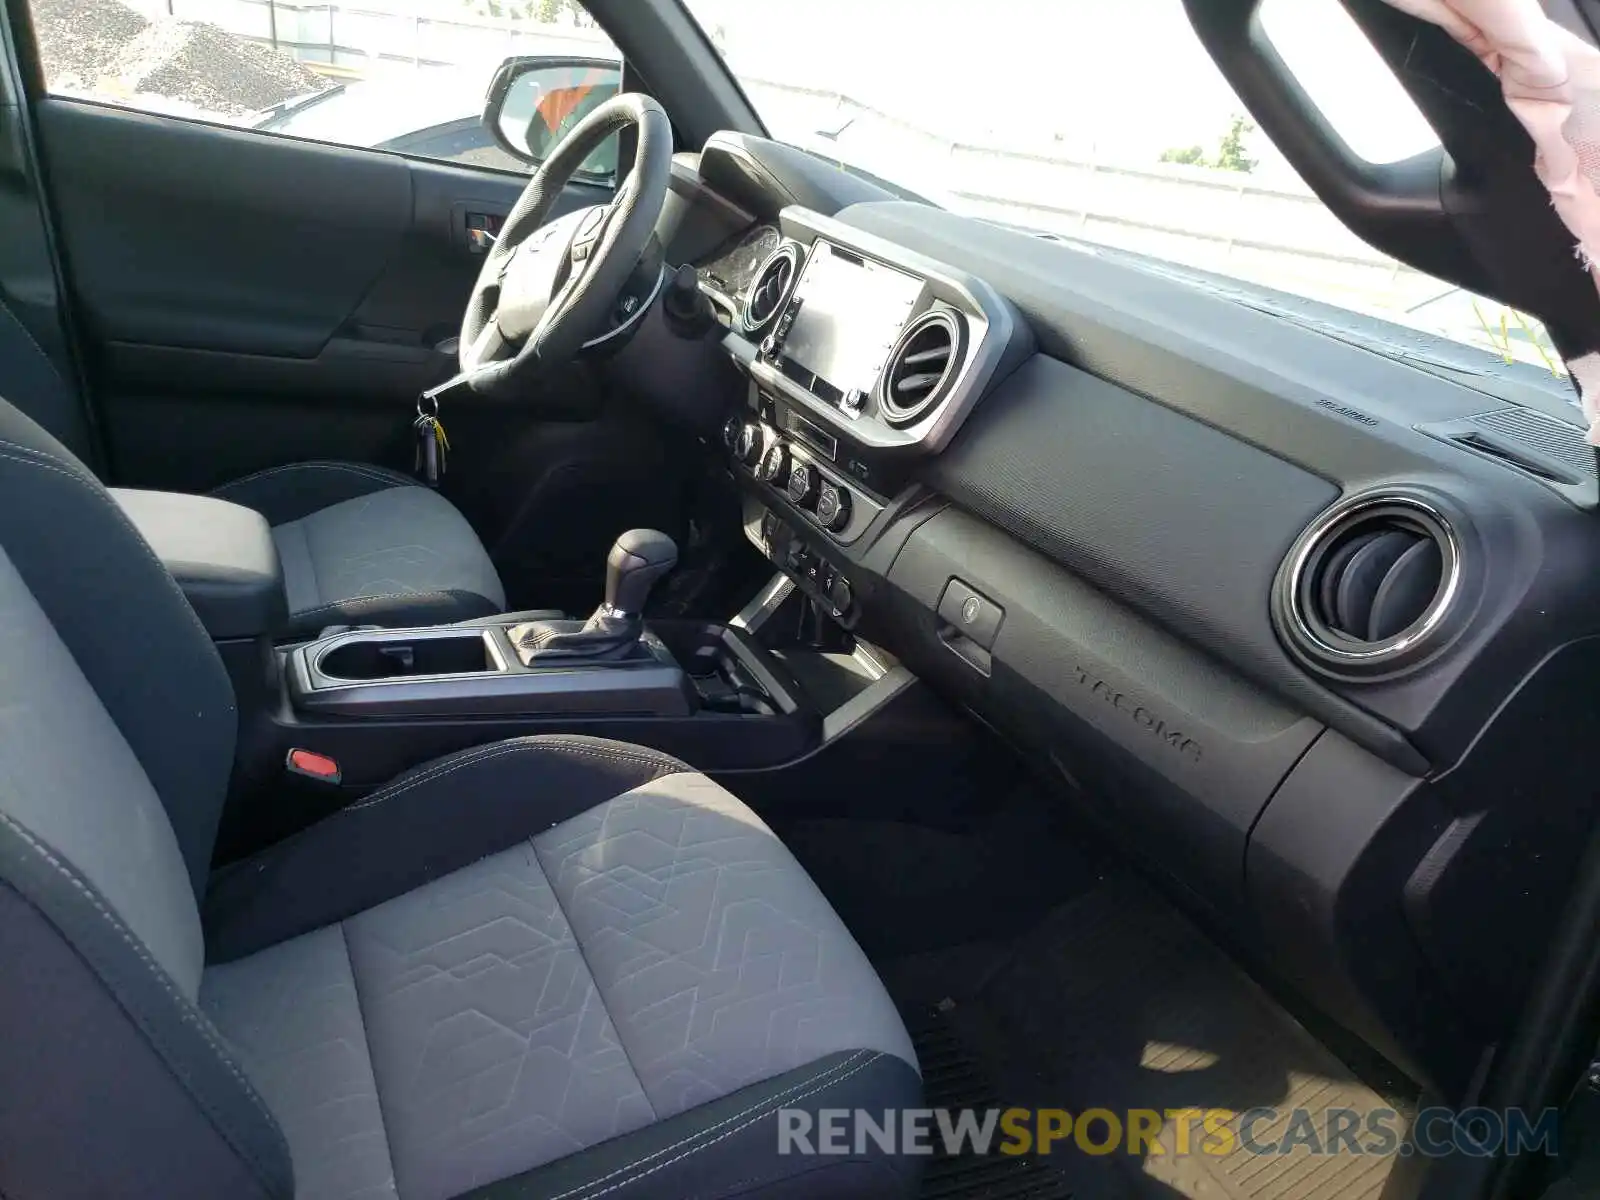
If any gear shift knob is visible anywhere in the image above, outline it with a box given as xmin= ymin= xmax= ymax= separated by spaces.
xmin=604 ymin=529 xmax=678 ymax=618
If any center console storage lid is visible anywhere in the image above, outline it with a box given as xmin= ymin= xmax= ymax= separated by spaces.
xmin=113 ymin=488 xmax=286 ymax=639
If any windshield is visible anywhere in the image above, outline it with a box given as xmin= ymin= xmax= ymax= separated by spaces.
xmin=680 ymin=0 xmax=1569 ymax=388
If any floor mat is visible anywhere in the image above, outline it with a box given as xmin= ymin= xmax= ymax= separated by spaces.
xmin=967 ymin=878 xmax=1412 ymax=1200
xmin=906 ymin=1004 xmax=1074 ymax=1200
xmin=878 ymin=877 xmax=1414 ymax=1200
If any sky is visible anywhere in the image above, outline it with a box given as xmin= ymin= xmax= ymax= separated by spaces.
xmin=680 ymin=0 xmax=1441 ymax=182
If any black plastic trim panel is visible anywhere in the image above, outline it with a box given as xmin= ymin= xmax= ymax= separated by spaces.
xmin=922 ymin=352 xmax=1432 ymax=770
xmin=884 ymin=505 xmax=1324 ymax=908
xmin=840 ymin=201 xmax=1600 ymax=772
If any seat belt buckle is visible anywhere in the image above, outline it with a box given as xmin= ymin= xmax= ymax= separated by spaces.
xmin=286 ymin=748 xmax=342 ymax=786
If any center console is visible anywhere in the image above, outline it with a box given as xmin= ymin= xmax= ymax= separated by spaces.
xmin=707 ymin=206 xmax=1029 ymax=625
xmin=288 ymin=528 xmax=697 ymax=719
xmin=287 ymin=623 xmax=696 ymax=718
xmin=218 ymin=528 xmax=850 ymax=860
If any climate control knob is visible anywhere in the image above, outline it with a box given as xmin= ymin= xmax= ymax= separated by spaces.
xmin=734 ymin=423 xmax=763 ymax=467
xmin=814 ymin=482 xmax=852 ymax=533
xmin=786 ymin=461 xmax=819 ymax=507
xmin=721 ymin=414 xmax=742 ymax=450
xmin=759 ymin=442 xmax=790 ymax=485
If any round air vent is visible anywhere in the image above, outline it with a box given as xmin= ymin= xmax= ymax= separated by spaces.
xmin=742 ymin=243 xmax=801 ymax=335
xmin=879 ymin=309 xmax=967 ymax=426
xmin=1275 ymin=493 xmax=1464 ymax=678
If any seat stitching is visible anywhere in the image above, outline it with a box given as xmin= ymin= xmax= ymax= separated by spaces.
xmin=0 ymin=443 xmax=223 ymax=652
xmin=338 ymin=923 xmax=401 ymax=1190
xmin=516 ymin=736 xmax=686 ymax=770
xmin=213 ymin=462 xmax=416 ymax=493
xmin=541 ymin=1053 xmax=873 ymax=1200
xmin=549 ymin=1052 xmax=883 ymax=1200
xmin=341 ymin=744 xmax=537 ymax=812
xmin=530 ymin=832 xmax=659 ymax=1124
xmin=290 ymin=589 xmax=493 ymax=622
xmin=337 ymin=739 xmax=684 ymax=817
xmin=209 ymin=741 xmax=688 ymax=898
xmin=0 ymin=809 xmax=287 ymax=1184
xmin=364 ymin=740 xmax=680 ymax=804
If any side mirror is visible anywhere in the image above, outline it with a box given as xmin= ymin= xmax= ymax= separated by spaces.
xmin=482 ymin=56 xmax=623 ymax=183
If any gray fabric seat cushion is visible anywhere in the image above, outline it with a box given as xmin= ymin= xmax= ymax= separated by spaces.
xmin=202 ymin=767 xmax=918 ymax=1200
xmin=210 ymin=461 xmax=506 ymax=636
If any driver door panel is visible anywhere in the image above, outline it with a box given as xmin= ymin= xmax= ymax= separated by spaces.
xmin=31 ymin=98 xmax=611 ymax=494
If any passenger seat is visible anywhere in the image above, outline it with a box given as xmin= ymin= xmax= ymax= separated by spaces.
xmin=0 ymin=391 xmax=921 ymax=1198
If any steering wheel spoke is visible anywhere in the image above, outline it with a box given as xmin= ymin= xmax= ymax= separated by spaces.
xmin=467 ymin=319 xmax=509 ymax=370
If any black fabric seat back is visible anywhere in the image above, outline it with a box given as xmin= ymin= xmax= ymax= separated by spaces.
xmin=0 ymin=394 xmax=294 ymax=1197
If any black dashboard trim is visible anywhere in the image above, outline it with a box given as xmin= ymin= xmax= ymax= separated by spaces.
xmin=836 ymin=202 xmax=1583 ymax=500
xmin=838 ymin=200 xmax=1600 ymax=774
xmin=754 ymin=205 xmax=1032 ymax=454
xmin=924 ymin=352 xmax=1428 ymax=774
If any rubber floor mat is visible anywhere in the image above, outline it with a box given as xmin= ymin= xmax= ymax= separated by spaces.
xmin=907 ymin=1005 xmax=1074 ymax=1199
xmin=969 ymin=878 xmax=1414 ymax=1200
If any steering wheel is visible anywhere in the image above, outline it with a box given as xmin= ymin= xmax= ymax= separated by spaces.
xmin=459 ymin=92 xmax=673 ymax=397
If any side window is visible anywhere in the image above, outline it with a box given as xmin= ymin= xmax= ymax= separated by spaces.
xmin=1258 ymin=0 xmax=1563 ymax=375
xmin=27 ymin=0 xmax=623 ymax=178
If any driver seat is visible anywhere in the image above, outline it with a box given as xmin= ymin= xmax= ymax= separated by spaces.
xmin=209 ymin=461 xmax=506 ymax=637
xmin=0 ymin=296 xmax=506 ymax=637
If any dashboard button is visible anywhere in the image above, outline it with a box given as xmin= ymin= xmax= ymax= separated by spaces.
xmin=759 ymin=442 xmax=790 ymax=485
xmin=722 ymin=414 xmax=742 ymax=449
xmin=786 ymin=462 xmax=819 ymax=507
xmin=814 ymin=483 xmax=852 ymax=532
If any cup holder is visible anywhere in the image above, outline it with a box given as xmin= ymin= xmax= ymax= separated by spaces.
xmin=317 ymin=633 xmax=499 ymax=681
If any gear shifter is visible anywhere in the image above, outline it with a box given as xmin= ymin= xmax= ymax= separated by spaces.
xmin=601 ymin=529 xmax=679 ymax=619
xmin=508 ymin=530 xmax=678 ymax=664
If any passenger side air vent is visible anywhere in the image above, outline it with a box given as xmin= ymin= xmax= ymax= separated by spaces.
xmin=879 ymin=309 xmax=966 ymax=426
xmin=1274 ymin=493 xmax=1463 ymax=678
xmin=742 ymin=243 xmax=801 ymax=335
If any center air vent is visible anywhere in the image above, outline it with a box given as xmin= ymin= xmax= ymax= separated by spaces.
xmin=1275 ymin=493 xmax=1463 ymax=678
xmin=880 ymin=309 xmax=967 ymax=426
xmin=743 ymin=243 xmax=800 ymax=335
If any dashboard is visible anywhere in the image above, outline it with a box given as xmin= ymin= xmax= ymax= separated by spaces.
xmin=649 ymin=131 xmax=1600 ymax=1103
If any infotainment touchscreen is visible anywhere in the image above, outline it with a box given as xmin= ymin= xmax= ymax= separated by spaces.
xmin=780 ymin=242 xmax=923 ymax=399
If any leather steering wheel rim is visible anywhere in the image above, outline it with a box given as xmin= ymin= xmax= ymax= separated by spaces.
xmin=459 ymin=92 xmax=672 ymax=398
